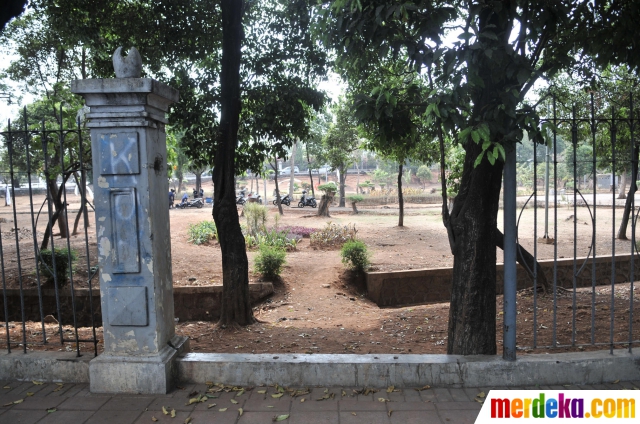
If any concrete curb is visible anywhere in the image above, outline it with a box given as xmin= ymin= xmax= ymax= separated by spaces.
xmin=177 ymin=349 xmax=640 ymax=388
xmin=2 ymin=349 xmax=638 ymax=389
xmin=0 ymin=351 xmax=91 ymax=383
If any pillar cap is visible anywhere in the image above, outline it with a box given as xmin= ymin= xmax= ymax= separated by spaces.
xmin=71 ymin=78 xmax=179 ymax=103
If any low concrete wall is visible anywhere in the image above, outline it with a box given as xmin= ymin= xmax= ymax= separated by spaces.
xmin=3 ymin=349 xmax=638 ymax=388
xmin=366 ymin=254 xmax=640 ymax=308
xmin=177 ymin=349 xmax=640 ymax=388
xmin=0 ymin=283 xmax=274 ymax=325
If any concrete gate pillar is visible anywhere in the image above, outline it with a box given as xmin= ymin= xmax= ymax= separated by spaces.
xmin=71 ymin=54 xmax=188 ymax=394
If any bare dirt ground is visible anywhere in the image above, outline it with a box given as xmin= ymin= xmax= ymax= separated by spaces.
xmin=1 ymin=177 xmax=640 ymax=356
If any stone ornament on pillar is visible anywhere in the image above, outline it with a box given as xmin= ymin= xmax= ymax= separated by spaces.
xmin=113 ymin=46 xmax=143 ymax=78
xmin=71 ymin=47 xmax=187 ymax=394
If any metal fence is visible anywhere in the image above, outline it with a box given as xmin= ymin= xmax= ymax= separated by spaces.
xmin=0 ymin=107 xmax=99 ymax=357
xmin=514 ymin=91 xmax=640 ymax=353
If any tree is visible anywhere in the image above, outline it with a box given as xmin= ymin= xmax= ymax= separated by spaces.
xmin=322 ymin=99 xmax=361 ymax=207
xmin=213 ymin=0 xmax=254 ymax=326
xmin=2 ymin=0 xmax=328 ymax=326
xmin=321 ymin=0 xmax=634 ymax=354
xmin=417 ymin=165 xmax=432 ymax=189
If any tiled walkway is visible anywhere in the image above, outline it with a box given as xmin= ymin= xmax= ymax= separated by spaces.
xmin=0 ymin=380 xmax=635 ymax=424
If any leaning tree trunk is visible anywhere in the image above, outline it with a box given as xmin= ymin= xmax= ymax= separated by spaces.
xmin=618 ymin=145 xmax=639 ymax=239
xmin=446 ymin=140 xmax=503 ymax=355
xmin=495 ymin=228 xmax=549 ymax=293
xmin=398 ymin=163 xmax=404 ymax=227
xmin=338 ymin=165 xmax=346 ymax=207
xmin=212 ymin=0 xmax=255 ymax=327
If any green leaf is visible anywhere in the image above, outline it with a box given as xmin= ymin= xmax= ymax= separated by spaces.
xmin=477 ymin=123 xmax=490 ymax=141
xmin=474 ymin=152 xmax=484 ymax=167
xmin=471 ymin=131 xmax=480 ymax=143
xmin=517 ymin=69 xmax=530 ymax=85
xmin=487 ymin=153 xmax=496 ymax=165
xmin=495 ymin=144 xmax=506 ymax=161
xmin=274 ymin=414 xmax=290 ymax=421
xmin=482 ymin=140 xmax=491 ymax=151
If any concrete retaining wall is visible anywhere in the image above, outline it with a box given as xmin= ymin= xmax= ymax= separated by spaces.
xmin=0 ymin=283 xmax=274 ymax=325
xmin=366 ymin=254 xmax=640 ymax=307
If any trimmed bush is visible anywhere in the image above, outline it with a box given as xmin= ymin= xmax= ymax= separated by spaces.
xmin=187 ymin=221 xmax=218 ymax=245
xmin=310 ymin=222 xmax=357 ymax=249
xmin=254 ymin=245 xmax=286 ymax=279
xmin=39 ymin=248 xmax=77 ymax=285
xmin=340 ymin=240 xmax=371 ymax=271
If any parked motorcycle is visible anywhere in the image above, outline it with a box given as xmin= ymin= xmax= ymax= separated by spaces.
xmin=272 ymin=193 xmax=291 ymax=206
xmin=236 ymin=195 xmax=246 ymax=205
xmin=176 ymin=197 xmax=204 ymax=209
xmin=298 ymin=191 xmax=317 ymax=208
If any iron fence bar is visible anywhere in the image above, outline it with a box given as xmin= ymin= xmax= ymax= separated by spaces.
xmin=76 ymin=118 xmax=98 ymax=357
xmin=41 ymin=122 xmax=64 ymax=345
xmin=57 ymin=106 xmax=82 ymax=358
xmin=518 ymin=340 xmax=640 ymax=350
xmin=572 ymin=106 xmax=578 ymax=347
xmin=533 ymin=133 xmax=538 ymax=348
xmin=24 ymin=113 xmax=47 ymax=345
xmin=552 ymin=94 xmax=558 ymax=348
xmin=610 ymin=107 xmax=617 ymax=355
xmin=7 ymin=112 xmax=28 ymax=354
xmin=630 ymin=95 xmax=636 ymax=354
xmin=1 ymin=120 xmax=12 ymax=353
xmin=591 ymin=91 xmax=597 ymax=346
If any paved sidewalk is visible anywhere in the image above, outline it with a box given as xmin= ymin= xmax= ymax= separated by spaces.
xmin=0 ymin=380 xmax=636 ymax=424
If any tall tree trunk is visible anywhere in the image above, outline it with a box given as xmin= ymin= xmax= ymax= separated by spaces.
xmin=617 ymin=170 xmax=627 ymax=199
xmin=213 ymin=0 xmax=255 ymax=327
xmin=289 ymin=141 xmax=296 ymax=197
xmin=195 ymin=171 xmax=202 ymax=193
xmin=445 ymin=140 xmax=503 ymax=355
xmin=306 ymin=147 xmax=315 ymax=198
xmin=618 ymin=145 xmax=639 ymax=240
xmin=398 ymin=163 xmax=404 ymax=227
xmin=338 ymin=165 xmax=346 ymax=207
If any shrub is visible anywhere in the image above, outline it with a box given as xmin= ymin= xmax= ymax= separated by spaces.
xmin=347 ymin=194 xmax=364 ymax=203
xmin=39 ymin=248 xmax=77 ymax=284
xmin=257 ymin=228 xmax=299 ymax=251
xmin=187 ymin=221 xmax=218 ymax=245
xmin=310 ymin=222 xmax=357 ymax=249
xmin=244 ymin=203 xmax=267 ymax=236
xmin=254 ymin=245 xmax=286 ymax=279
xmin=277 ymin=225 xmax=317 ymax=238
xmin=341 ymin=240 xmax=371 ymax=271
xmin=318 ymin=182 xmax=337 ymax=194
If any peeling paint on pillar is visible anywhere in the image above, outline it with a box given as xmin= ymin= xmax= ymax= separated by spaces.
xmin=72 ymin=75 xmax=188 ymax=394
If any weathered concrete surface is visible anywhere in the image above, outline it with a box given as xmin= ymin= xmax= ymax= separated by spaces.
xmin=366 ymin=254 xmax=640 ymax=307
xmin=89 ymin=336 xmax=189 ymax=394
xmin=2 ymin=349 xmax=638 ymax=388
xmin=177 ymin=349 xmax=640 ymax=388
xmin=0 ymin=351 xmax=90 ymax=383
